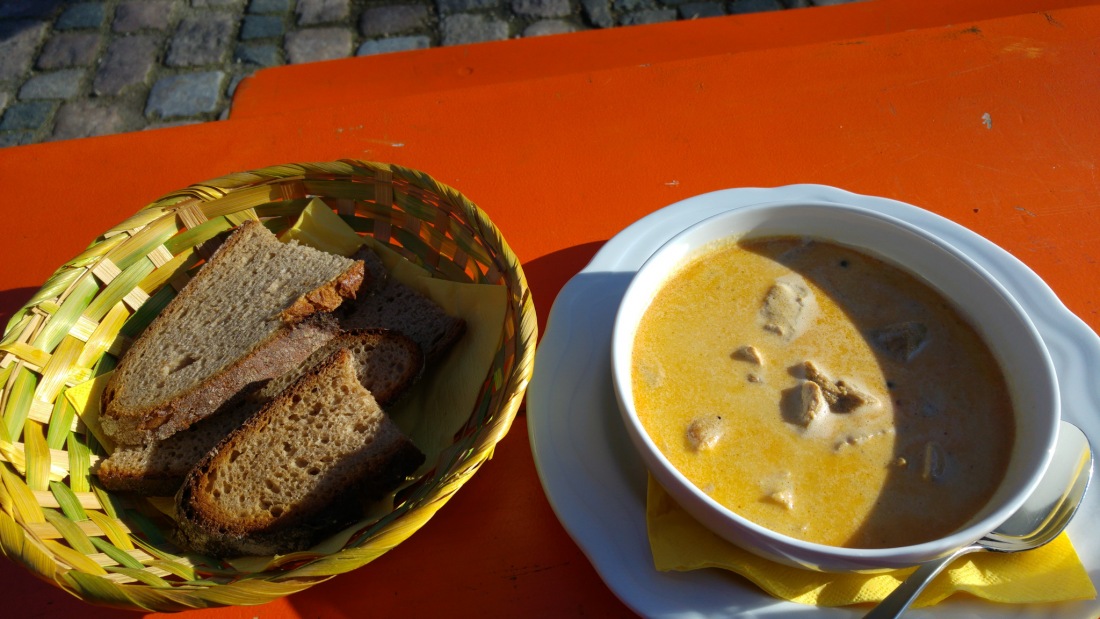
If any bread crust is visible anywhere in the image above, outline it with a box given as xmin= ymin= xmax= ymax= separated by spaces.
xmin=100 ymin=314 xmax=341 ymax=445
xmin=281 ymin=259 xmax=364 ymax=322
xmin=100 ymin=220 xmax=364 ymax=446
xmin=175 ymin=350 xmax=425 ymax=557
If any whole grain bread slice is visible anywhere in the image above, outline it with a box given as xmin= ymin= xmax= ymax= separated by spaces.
xmin=340 ymin=247 xmax=466 ymax=363
xmin=175 ymin=349 xmax=425 ymax=557
xmin=96 ymin=329 xmax=424 ymax=496
xmin=100 ymin=220 xmax=365 ymax=446
xmin=96 ymin=396 xmax=257 ymax=496
xmin=255 ymin=328 xmax=423 ymax=405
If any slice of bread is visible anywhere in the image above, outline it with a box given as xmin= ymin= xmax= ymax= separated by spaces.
xmin=340 ymin=248 xmax=466 ymax=362
xmin=96 ymin=397 xmax=256 ymax=496
xmin=175 ymin=349 xmax=425 ymax=557
xmin=100 ymin=220 xmax=365 ymax=446
xmin=254 ymin=328 xmax=423 ymax=406
xmin=96 ymin=329 xmax=424 ymax=496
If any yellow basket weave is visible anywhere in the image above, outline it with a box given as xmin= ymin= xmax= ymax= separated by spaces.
xmin=0 ymin=160 xmax=537 ymax=611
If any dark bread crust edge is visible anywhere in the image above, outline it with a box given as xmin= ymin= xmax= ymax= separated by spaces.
xmin=100 ymin=314 xmax=341 ymax=446
xmin=282 ymin=260 xmax=364 ymax=322
xmin=100 ymin=220 xmax=364 ymax=446
xmin=174 ymin=350 xmax=425 ymax=557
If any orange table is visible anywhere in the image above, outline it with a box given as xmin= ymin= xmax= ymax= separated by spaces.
xmin=229 ymin=0 xmax=1100 ymax=120
xmin=2 ymin=2 xmax=1100 ymax=617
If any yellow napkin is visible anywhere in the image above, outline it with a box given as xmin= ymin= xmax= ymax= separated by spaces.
xmin=647 ymin=476 xmax=1096 ymax=608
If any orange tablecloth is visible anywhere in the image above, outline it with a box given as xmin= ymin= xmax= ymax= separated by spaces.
xmin=2 ymin=1 xmax=1099 ymax=617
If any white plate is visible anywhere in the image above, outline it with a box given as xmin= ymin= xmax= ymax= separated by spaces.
xmin=526 ymin=185 xmax=1100 ymax=618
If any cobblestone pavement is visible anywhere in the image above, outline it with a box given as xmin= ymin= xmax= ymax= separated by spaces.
xmin=0 ymin=0 xmax=861 ymax=148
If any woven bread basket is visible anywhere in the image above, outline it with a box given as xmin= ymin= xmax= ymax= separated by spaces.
xmin=0 ymin=160 xmax=537 ymax=611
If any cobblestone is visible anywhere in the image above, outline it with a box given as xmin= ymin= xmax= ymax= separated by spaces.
xmin=146 ymin=71 xmax=226 ymax=118
xmin=144 ymin=119 xmax=203 ymax=131
xmin=114 ymin=1 xmax=176 ymax=32
xmin=360 ymin=5 xmax=433 ymax=38
xmin=729 ymin=0 xmax=784 ymax=13
xmin=0 ymin=0 xmax=866 ymax=148
xmin=193 ymin=0 xmax=246 ymax=7
xmin=51 ymin=99 xmax=128 ymax=141
xmin=228 ymin=74 xmax=248 ymax=96
xmin=56 ymin=3 xmax=107 ymax=30
xmin=36 ymin=32 xmax=101 ymax=70
xmin=0 ymin=1 xmax=63 ymax=20
xmin=680 ymin=2 xmax=726 ymax=18
xmin=0 ymin=21 xmax=48 ymax=81
xmin=167 ymin=14 xmax=237 ymax=67
xmin=249 ymin=0 xmax=294 ymax=14
xmin=514 ymin=0 xmax=572 ymax=18
xmin=235 ymin=43 xmax=283 ymax=66
xmin=297 ymin=0 xmax=351 ymax=26
xmin=358 ymin=36 xmax=432 ymax=56
xmin=620 ymin=8 xmax=677 ymax=24
xmin=285 ymin=28 xmax=355 ymax=63
xmin=438 ymin=0 xmax=502 ymax=15
xmin=1 ymin=101 xmax=56 ymax=131
xmin=19 ymin=69 xmax=85 ymax=100
xmin=241 ymin=14 xmax=286 ymax=39
xmin=94 ymin=35 xmax=160 ymax=96
xmin=582 ymin=0 xmax=614 ymax=28
xmin=441 ymin=14 xmax=510 ymax=45
xmin=524 ymin=19 xmax=580 ymax=36
xmin=614 ymin=0 xmax=655 ymax=13
xmin=0 ymin=131 xmax=37 ymax=147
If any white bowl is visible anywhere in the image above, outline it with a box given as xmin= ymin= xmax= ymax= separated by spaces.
xmin=610 ymin=200 xmax=1060 ymax=572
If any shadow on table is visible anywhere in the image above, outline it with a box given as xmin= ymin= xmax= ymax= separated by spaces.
xmin=516 ymin=241 xmax=607 ymax=341
xmin=0 ymin=287 xmax=37 ymax=329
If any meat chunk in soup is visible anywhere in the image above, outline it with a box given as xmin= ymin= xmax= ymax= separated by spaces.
xmin=797 ymin=380 xmax=829 ymax=427
xmin=759 ymin=275 xmax=817 ymax=342
xmin=731 ymin=345 xmax=764 ymax=365
xmin=802 ymin=360 xmax=876 ymax=413
xmin=761 ymin=471 xmax=795 ymax=510
xmin=870 ymin=321 xmax=929 ymax=363
xmin=922 ymin=441 xmax=947 ymax=481
xmin=686 ymin=415 xmax=725 ymax=451
xmin=732 ymin=345 xmax=766 ymax=384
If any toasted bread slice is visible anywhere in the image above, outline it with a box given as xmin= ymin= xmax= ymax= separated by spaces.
xmin=175 ymin=349 xmax=424 ymax=557
xmin=340 ymin=248 xmax=466 ymax=362
xmin=97 ymin=329 xmax=423 ymax=496
xmin=100 ymin=221 xmax=364 ymax=446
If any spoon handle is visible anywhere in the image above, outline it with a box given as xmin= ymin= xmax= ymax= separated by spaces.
xmin=862 ymin=545 xmax=981 ymax=619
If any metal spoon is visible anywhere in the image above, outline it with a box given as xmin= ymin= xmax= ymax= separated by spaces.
xmin=864 ymin=420 xmax=1094 ymax=619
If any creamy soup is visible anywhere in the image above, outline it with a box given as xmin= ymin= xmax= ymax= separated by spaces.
xmin=631 ymin=237 xmax=1015 ymax=548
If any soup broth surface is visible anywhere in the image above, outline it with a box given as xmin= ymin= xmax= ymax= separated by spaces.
xmin=631 ymin=236 xmax=1015 ymax=548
